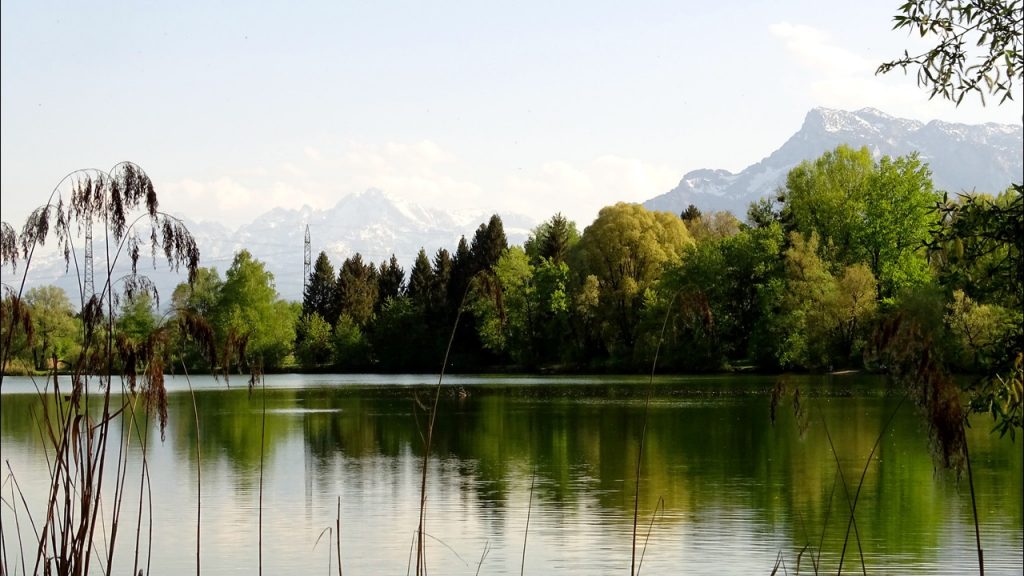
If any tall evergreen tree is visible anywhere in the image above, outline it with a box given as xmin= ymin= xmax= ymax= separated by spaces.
xmin=448 ymin=236 xmax=473 ymax=314
xmin=303 ymin=252 xmax=337 ymax=322
xmin=540 ymin=213 xmax=577 ymax=264
xmin=407 ymin=248 xmax=434 ymax=306
xmin=335 ymin=253 xmax=378 ymax=327
xmin=431 ymin=247 xmax=452 ymax=315
xmin=377 ymin=254 xmax=405 ymax=307
xmin=471 ymin=214 xmax=508 ymax=272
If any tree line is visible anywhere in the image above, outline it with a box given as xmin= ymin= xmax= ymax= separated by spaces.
xmin=4 ymin=145 xmax=1021 ymax=386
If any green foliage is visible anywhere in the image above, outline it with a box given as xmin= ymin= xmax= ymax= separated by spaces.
xmin=877 ymin=0 xmax=1023 ymax=105
xmin=687 ymin=211 xmax=741 ymax=243
xmin=335 ymin=253 xmax=378 ymax=327
xmin=304 ymin=251 xmax=337 ymax=322
xmin=216 ymin=250 xmax=296 ymax=369
xmin=781 ymin=145 xmax=938 ymax=298
xmin=333 ymin=313 xmax=369 ymax=369
xmin=471 ymin=214 xmax=508 ymax=272
xmin=116 ymin=291 xmax=158 ymax=343
xmin=946 ymin=289 xmax=1019 ymax=369
xmin=573 ymin=203 xmax=694 ymax=360
xmin=407 ymin=248 xmax=434 ymax=305
xmin=473 ymin=247 xmax=537 ymax=365
xmin=370 ymin=296 xmax=433 ymax=370
xmin=661 ymin=222 xmax=786 ymax=370
xmin=929 ymin=188 xmax=1023 ymax=309
xmin=376 ymin=254 xmax=405 ymax=308
xmin=24 ymin=285 xmax=79 ymax=369
xmin=525 ymin=213 xmax=579 ymax=264
xmin=860 ymin=154 xmax=939 ymax=295
xmin=296 ymin=312 xmax=333 ymax=367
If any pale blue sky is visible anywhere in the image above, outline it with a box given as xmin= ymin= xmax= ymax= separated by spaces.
xmin=2 ymin=0 xmax=1021 ymax=230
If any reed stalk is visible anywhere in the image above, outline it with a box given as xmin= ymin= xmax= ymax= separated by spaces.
xmin=415 ymin=287 xmax=469 ymax=576
xmin=520 ymin=470 xmax=536 ymax=576
xmin=631 ymin=292 xmax=678 ymax=576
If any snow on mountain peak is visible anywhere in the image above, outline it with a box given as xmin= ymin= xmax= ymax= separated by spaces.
xmin=644 ymin=107 xmax=1022 ymax=218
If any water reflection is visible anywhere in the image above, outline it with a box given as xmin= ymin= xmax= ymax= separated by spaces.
xmin=1 ymin=375 xmax=1021 ymax=575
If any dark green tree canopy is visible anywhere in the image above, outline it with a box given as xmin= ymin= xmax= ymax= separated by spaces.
xmin=407 ymin=248 xmax=434 ymax=306
xmin=377 ymin=254 xmax=405 ymax=306
xmin=335 ymin=253 xmax=378 ymax=327
xmin=526 ymin=213 xmax=580 ymax=265
xmin=303 ymin=251 xmax=337 ymax=322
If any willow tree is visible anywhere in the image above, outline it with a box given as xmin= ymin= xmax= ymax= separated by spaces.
xmin=573 ymin=202 xmax=694 ymax=359
xmin=877 ymin=0 xmax=1023 ymax=106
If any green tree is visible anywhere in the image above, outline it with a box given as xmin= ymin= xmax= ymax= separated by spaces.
xmin=370 ymin=296 xmax=432 ymax=370
xmin=304 ymin=252 xmax=337 ymax=322
xmin=877 ymin=0 xmax=1023 ymax=105
xmin=775 ymin=232 xmax=838 ymax=370
xmin=215 ymin=250 xmax=296 ymax=369
xmin=335 ymin=253 xmax=378 ymax=327
xmin=781 ymin=145 xmax=938 ymax=298
xmin=473 ymin=247 xmax=537 ymax=365
xmin=780 ymin=145 xmax=875 ymax=267
xmin=333 ymin=313 xmax=369 ymax=369
xmin=172 ymin=267 xmax=223 ymax=317
xmin=406 ymin=248 xmax=434 ymax=306
xmin=662 ymin=222 xmax=786 ymax=370
xmin=430 ymin=248 xmax=452 ymax=318
xmin=525 ymin=213 xmax=579 ymax=264
xmin=680 ymin=204 xmax=702 ymax=223
xmin=296 ymin=312 xmax=333 ymax=367
xmin=25 ymin=285 xmax=79 ymax=370
xmin=471 ymin=214 xmax=508 ymax=272
xmin=170 ymin=267 xmax=223 ymax=370
xmin=376 ymin=254 xmax=405 ymax=308
xmin=859 ymin=154 xmax=938 ymax=296
xmin=689 ymin=210 xmax=742 ymax=243
xmin=116 ymin=291 xmax=158 ymax=343
xmin=572 ymin=203 xmax=694 ymax=359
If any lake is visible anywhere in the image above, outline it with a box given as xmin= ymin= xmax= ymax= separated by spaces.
xmin=1 ymin=373 xmax=1021 ymax=574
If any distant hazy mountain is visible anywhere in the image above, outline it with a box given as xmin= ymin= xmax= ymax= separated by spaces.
xmin=222 ymin=188 xmax=534 ymax=301
xmin=17 ymin=189 xmax=535 ymax=306
xmin=643 ymin=107 xmax=1024 ymax=218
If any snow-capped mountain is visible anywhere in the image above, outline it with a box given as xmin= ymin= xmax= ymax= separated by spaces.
xmin=644 ymin=107 xmax=1023 ymax=217
xmin=7 ymin=189 xmax=534 ymax=306
xmin=219 ymin=189 xmax=534 ymax=301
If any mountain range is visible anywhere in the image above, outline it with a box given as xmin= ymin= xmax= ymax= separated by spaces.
xmin=16 ymin=189 xmax=535 ymax=305
xmin=642 ymin=107 xmax=1023 ymax=217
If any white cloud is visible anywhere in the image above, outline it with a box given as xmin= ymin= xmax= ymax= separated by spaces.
xmin=771 ymin=21 xmax=1023 ymax=125
xmin=156 ymin=140 xmax=680 ymax=232
xmin=770 ymin=22 xmax=873 ymax=75
xmin=159 ymin=176 xmax=322 ymax=229
xmin=158 ymin=140 xmax=484 ymax=228
xmin=502 ymin=155 xmax=679 ymax=226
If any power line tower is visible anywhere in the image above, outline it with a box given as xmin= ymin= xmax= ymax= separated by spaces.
xmin=83 ymin=218 xmax=95 ymax=303
xmin=303 ymin=224 xmax=311 ymax=296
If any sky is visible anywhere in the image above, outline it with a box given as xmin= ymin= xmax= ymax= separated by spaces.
xmin=2 ymin=0 xmax=1022 ymax=233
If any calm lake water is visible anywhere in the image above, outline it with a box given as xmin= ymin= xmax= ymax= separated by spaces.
xmin=1 ymin=373 xmax=1021 ymax=574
